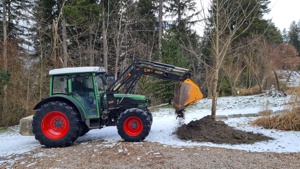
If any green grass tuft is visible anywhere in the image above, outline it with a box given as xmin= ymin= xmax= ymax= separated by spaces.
xmin=0 ymin=127 xmax=8 ymax=133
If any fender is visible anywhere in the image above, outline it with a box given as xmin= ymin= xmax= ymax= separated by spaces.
xmin=33 ymin=95 xmax=86 ymax=122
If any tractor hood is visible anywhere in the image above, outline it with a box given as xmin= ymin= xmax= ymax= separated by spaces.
xmin=113 ymin=93 xmax=147 ymax=101
xmin=107 ymin=93 xmax=148 ymax=109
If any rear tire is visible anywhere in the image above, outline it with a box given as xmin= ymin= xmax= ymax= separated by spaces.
xmin=79 ymin=122 xmax=90 ymax=136
xmin=32 ymin=101 xmax=81 ymax=148
xmin=117 ymin=108 xmax=151 ymax=142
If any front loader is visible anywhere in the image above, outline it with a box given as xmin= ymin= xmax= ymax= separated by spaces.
xmin=30 ymin=60 xmax=203 ymax=148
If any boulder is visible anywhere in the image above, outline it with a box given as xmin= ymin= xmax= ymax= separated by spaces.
xmin=19 ymin=115 xmax=34 ymax=136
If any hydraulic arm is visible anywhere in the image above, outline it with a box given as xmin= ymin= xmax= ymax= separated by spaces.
xmin=106 ymin=60 xmax=203 ymax=117
xmin=107 ymin=60 xmax=190 ymax=93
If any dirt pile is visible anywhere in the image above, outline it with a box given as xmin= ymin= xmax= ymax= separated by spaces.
xmin=176 ymin=115 xmax=272 ymax=144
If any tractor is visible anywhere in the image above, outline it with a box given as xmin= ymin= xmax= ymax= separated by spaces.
xmin=32 ymin=60 xmax=203 ymax=147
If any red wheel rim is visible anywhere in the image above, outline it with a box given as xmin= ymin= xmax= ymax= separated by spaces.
xmin=41 ymin=111 xmax=70 ymax=140
xmin=124 ymin=116 xmax=143 ymax=136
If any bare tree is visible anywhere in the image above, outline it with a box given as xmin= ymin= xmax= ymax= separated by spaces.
xmin=241 ymin=36 xmax=272 ymax=92
xmin=102 ymin=1 xmax=108 ymax=71
xmin=206 ymin=0 xmax=259 ymax=119
xmin=51 ymin=0 xmax=67 ymax=68
xmin=61 ymin=18 xmax=69 ymax=67
xmin=112 ymin=1 xmax=129 ymax=79
xmin=271 ymin=44 xmax=300 ymax=90
xmin=158 ymin=0 xmax=163 ymax=58
xmin=62 ymin=18 xmax=68 ymax=67
xmin=221 ymin=50 xmax=246 ymax=96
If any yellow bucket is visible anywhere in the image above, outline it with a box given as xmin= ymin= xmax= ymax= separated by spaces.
xmin=173 ymin=78 xmax=203 ymax=112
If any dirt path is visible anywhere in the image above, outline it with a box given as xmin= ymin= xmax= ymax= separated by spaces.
xmin=1 ymin=140 xmax=300 ymax=169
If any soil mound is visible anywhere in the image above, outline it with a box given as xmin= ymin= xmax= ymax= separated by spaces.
xmin=176 ymin=115 xmax=272 ymax=144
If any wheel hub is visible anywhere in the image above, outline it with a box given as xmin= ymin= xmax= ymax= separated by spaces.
xmin=54 ymin=120 xmax=63 ymax=128
xmin=130 ymin=122 xmax=137 ymax=129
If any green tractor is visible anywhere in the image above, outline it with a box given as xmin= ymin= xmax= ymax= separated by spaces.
xmin=32 ymin=60 xmax=203 ymax=148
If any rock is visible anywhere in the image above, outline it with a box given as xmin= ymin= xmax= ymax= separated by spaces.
xmin=243 ymin=113 xmax=257 ymax=117
xmin=215 ymin=115 xmax=228 ymax=120
xmin=228 ymin=114 xmax=243 ymax=118
xmin=19 ymin=115 xmax=34 ymax=136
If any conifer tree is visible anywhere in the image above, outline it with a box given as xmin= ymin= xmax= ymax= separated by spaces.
xmin=288 ymin=21 xmax=300 ymax=55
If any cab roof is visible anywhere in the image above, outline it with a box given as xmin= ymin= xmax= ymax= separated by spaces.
xmin=49 ymin=66 xmax=106 ymax=75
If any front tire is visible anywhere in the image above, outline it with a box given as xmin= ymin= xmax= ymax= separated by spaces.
xmin=117 ymin=108 xmax=151 ymax=142
xmin=32 ymin=101 xmax=81 ymax=148
xmin=146 ymin=109 xmax=153 ymax=125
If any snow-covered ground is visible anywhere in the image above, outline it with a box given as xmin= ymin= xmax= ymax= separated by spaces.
xmin=1 ymin=70 xmax=300 ymax=164
xmin=0 ymin=93 xmax=298 ymax=165
xmin=77 ymin=95 xmax=298 ymax=153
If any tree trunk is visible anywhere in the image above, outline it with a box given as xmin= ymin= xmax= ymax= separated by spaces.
xmin=114 ymin=9 xmax=127 ymax=80
xmin=272 ymin=69 xmax=280 ymax=91
xmin=26 ymin=70 xmax=30 ymax=114
xmin=62 ymin=18 xmax=68 ymax=67
xmin=210 ymin=0 xmax=220 ymax=120
xmin=211 ymin=60 xmax=220 ymax=119
xmin=89 ymin=27 xmax=94 ymax=66
xmin=50 ymin=0 xmax=66 ymax=68
xmin=2 ymin=0 xmax=8 ymax=123
xmin=38 ymin=30 xmax=44 ymax=100
xmin=280 ymin=70 xmax=294 ymax=90
xmin=158 ymin=0 xmax=163 ymax=59
xmin=114 ymin=38 xmax=120 ymax=79
xmin=102 ymin=3 xmax=108 ymax=71
xmin=52 ymin=20 xmax=58 ymax=68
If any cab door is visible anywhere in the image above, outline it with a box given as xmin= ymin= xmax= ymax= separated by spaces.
xmin=72 ymin=73 xmax=99 ymax=118
xmin=94 ymin=73 xmax=107 ymax=115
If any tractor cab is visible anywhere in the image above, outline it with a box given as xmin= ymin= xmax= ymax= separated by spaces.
xmin=49 ymin=67 xmax=107 ymax=119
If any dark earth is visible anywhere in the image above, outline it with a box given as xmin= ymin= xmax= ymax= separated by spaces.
xmin=176 ymin=115 xmax=272 ymax=144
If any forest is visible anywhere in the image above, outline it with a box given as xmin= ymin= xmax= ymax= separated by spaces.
xmin=1 ymin=0 xmax=300 ymax=126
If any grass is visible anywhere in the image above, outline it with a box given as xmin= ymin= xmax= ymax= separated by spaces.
xmin=251 ymin=89 xmax=300 ymax=131
xmin=0 ymin=126 xmax=18 ymax=133
xmin=0 ymin=127 xmax=9 ymax=133
xmin=251 ymin=109 xmax=300 ymax=131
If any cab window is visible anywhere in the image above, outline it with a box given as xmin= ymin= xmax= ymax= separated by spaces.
xmin=52 ymin=76 xmax=68 ymax=94
xmin=72 ymin=74 xmax=94 ymax=95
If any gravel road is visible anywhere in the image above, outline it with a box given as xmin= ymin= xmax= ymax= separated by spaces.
xmin=1 ymin=140 xmax=300 ymax=169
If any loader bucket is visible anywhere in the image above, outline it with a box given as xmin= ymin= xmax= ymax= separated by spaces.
xmin=173 ymin=78 xmax=203 ymax=118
